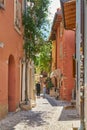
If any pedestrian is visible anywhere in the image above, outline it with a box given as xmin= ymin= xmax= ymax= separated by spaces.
xmin=43 ymin=82 xmax=46 ymax=98
xmin=36 ymin=81 xmax=41 ymax=97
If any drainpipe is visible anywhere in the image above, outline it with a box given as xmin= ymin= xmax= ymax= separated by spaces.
xmin=79 ymin=0 xmax=85 ymax=129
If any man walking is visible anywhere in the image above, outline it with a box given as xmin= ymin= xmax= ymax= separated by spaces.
xmin=36 ymin=82 xmax=41 ymax=97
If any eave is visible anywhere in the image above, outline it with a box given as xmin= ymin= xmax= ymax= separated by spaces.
xmin=49 ymin=9 xmax=62 ymax=40
xmin=60 ymin=0 xmax=76 ymax=30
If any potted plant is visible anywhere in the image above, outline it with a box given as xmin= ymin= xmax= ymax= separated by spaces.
xmin=46 ymin=77 xmax=54 ymax=95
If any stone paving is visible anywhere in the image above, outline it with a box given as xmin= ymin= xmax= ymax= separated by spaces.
xmin=0 ymin=94 xmax=80 ymax=130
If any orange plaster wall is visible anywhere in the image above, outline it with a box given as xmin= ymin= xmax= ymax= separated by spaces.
xmin=51 ymin=40 xmax=57 ymax=87
xmin=63 ymin=30 xmax=75 ymax=100
xmin=56 ymin=27 xmax=75 ymax=101
xmin=52 ymin=40 xmax=56 ymax=71
xmin=0 ymin=0 xmax=23 ymax=118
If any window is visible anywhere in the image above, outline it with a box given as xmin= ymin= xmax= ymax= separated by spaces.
xmin=0 ymin=0 xmax=4 ymax=4
xmin=72 ymin=56 xmax=76 ymax=78
xmin=60 ymin=22 xmax=63 ymax=37
xmin=0 ymin=0 xmax=5 ymax=9
xmin=60 ymin=43 xmax=63 ymax=59
xmin=22 ymin=0 xmax=25 ymax=13
xmin=14 ymin=0 xmax=21 ymax=33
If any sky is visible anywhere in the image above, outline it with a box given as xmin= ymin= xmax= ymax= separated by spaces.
xmin=41 ymin=0 xmax=61 ymax=39
xmin=48 ymin=0 xmax=61 ymax=22
xmin=45 ymin=0 xmax=60 ymax=38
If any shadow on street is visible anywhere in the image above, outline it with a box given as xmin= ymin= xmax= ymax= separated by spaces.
xmin=58 ymin=107 xmax=80 ymax=121
xmin=45 ymin=94 xmax=80 ymax=121
xmin=45 ymin=94 xmax=70 ymax=107
xmin=0 ymin=110 xmax=48 ymax=130
xmin=46 ymin=96 xmax=58 ymax=106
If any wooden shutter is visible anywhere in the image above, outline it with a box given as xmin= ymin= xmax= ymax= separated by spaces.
xmin=72 ymin=57 xmax=76 ymax=78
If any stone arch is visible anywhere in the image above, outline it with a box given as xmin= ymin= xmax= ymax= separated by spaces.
xmin=8 ymin=55 xmax=16 ymax=112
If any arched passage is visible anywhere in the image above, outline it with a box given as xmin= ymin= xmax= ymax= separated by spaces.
xmin=8 ymin=55 xmax=16 ymax=112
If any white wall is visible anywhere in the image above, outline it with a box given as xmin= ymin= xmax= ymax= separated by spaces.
xmin=84 ymin=0 xmax=87 ymax=128
xmin=76 ymin=0 xmax=81 ymax=114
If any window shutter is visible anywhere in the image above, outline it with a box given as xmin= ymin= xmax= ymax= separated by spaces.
xmin=14 ymin=0 xmax=21 ymax=31
xmin=0 ymin=0 xmax=5 ymax=9
xmin=72 ymin=57 xmax=76 ymax=78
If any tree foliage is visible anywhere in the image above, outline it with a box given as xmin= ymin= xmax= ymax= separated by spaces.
xmin=35 ymin=41 xmax=52 ymax=74
xmin=46 ymin=77 xmax=54 ymax=89
xmin=22 ymin=0 xmax=50 ymax=61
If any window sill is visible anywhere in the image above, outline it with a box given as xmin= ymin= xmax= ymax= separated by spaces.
xmin=14 ymin=26 xmax=21 ymax=35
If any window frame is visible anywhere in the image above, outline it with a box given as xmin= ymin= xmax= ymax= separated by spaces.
xmin=14 ymin=0 xmax=22 ymax=34
xmin=0 ymin=0 xmax=5 ymax=9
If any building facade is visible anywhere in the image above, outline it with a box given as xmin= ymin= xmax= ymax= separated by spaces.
xmin=0 ymin=0 xmax=24 ymax=119
xmin=50 ymin=9 xmax=75 ymax=101
xmin=60 ymin=0 xmax=87 ymax=129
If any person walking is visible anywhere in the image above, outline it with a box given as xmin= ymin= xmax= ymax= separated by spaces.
xmin=36 ymin=82 xmax=41 ymax=97
xmin=43 ymin=82 xmax=46 ymax=98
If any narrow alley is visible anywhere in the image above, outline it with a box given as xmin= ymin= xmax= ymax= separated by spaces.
xmin=0 ymin=95 xmax=80 ymax=130
xmin=1 ymin=0 xmax=87 ymax=129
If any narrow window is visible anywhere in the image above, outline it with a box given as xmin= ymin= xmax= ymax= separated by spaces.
xmin=14 ymin=0 xmax=21 ymax=33
xmin=0 ymin=0 xmax=5 ymax=9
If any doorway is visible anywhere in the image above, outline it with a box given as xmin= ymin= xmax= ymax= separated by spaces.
xmin=8 ymin=55 xmax=16 ymax=112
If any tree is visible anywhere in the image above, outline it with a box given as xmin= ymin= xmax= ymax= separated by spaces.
xmin=22 ymin=0 xmax=50 ymax=61
xmin=35 ymin=41 xmax=52 ymax=75
xmin=22 ymin=0 xmax=51 ymax=103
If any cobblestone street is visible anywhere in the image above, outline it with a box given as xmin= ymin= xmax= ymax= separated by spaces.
xmin=0 ymin=95 xmax=80 ymax=130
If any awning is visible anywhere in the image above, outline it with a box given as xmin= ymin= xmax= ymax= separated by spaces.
xmin=60 ymin=0 xmax=76 ymax=30
xmin=50 ymin=69 xmax=61 ymax=78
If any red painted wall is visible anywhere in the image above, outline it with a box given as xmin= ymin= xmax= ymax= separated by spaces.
xmin=56 ymin=26 xmax=75 ymax=101
xmin=0 ymin=0 xmax=23 ymax=118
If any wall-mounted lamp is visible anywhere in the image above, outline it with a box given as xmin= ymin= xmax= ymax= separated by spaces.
xmin=0 ymin=42 xmax=4 ymax=48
